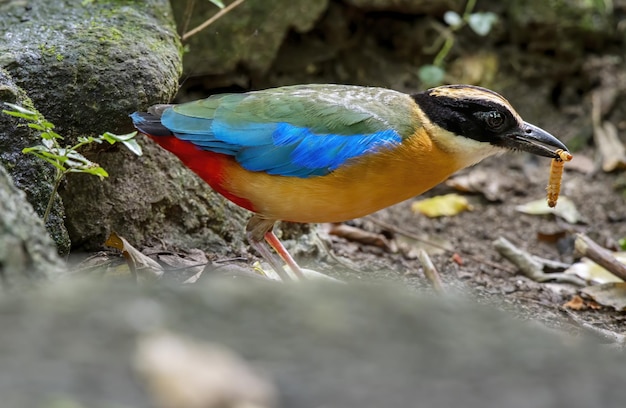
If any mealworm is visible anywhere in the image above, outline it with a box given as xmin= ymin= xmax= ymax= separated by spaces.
xmin=546 ymin=149 xmax=572 ymax=208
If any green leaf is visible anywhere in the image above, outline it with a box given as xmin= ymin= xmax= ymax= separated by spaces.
xmin=3 ymin=103 xmax=38 ymax=117
xmin=77 ymin=166 xmax=109 ymax=179
xmin=443 ymin=11 xmax=463 ymax=28
xmin=418 ymin=65 xmax=446 ymax=87
xmin=121 ymin=139 xmax=143 ymax=156
xmin=208 ymin=0 xmax=225 ymax=8
xmin=102 ymin=131 xmax=142 ymax=156
xmin=3 ymin=109 xmax=39 ymax=121
xmin=41 ymin=131 xmax=63 ymax=140
xmin=102 ymin=131 xmax=137 ymax=143
xmin=467 ymin=12 xmax=498 ymax=36
xmin=77 ymin=136 xmax=96 ymax=144
xmin=28 ymin=123 xmax=46 ymax=131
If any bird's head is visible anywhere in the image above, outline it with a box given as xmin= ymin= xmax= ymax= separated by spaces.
xmin=412 ymin=85 xmax=568 ymax=164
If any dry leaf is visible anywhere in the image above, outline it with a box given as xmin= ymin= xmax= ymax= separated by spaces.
xmin=565 ymin=255 xmax=626 ymax=284
xmin=563 ymin=295 xmax=602 ymax=310
xmin=411 ymin=194 xmax=473 ymax=217
xmin=446 ymin=169 xmax=504 ymax=201
xmin=515 ymin=196 xmax=582 ymax=224
xmin=105 ymin=232 xmax=164 ymax=280
xmin=581 ymin=283 xmax=626 ymax=311
xmin=563 ymin=295 xmax=586 ymax=310
xmin=151 ymin=248 xmax=208 ymax=283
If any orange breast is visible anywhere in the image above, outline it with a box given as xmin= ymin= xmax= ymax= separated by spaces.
xmin=219 ymin=127 xmax=465 ymax=223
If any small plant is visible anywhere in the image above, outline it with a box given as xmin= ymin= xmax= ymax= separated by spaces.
xmin=419 ymin=0 xmax=498 ymax=86
xmin=3 ymin=103 xmax=142 ymax=222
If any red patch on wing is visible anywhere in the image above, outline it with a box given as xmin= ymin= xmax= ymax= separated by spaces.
xmin=147 ymin=135 xmax=256 ymax=212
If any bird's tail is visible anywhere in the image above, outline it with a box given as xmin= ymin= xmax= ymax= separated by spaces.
xmin=130 ymin=104 xmax=174 ymax=137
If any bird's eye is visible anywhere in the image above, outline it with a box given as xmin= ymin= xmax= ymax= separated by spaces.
xmin=484 ymin=111 xmax=505 ymax=129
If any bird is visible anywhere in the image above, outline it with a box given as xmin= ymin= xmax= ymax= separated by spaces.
xmin=131 ymin=84 xmax=569 ymax=280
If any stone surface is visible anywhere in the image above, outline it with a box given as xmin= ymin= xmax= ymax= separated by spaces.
xmin=0 ymin=165 xmax=63 ymax=290
xmin=344 ymin=0 xmax=464 ymax=14
xmin=0 ymin=0 xmax=245 ymax=252
xmin=172 ymin=0 xmax=329 ymax=78
xmin=61 ymin=140 xmax=249 ymax=254
xmin=0 ymin=69 xmax=70 ymax=254
xmin=0 ymin=278 xmax=625 ymax=407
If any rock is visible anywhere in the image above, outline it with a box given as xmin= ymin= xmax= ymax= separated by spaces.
xmin=344 ymin=0 xmax=464 ymax=14
xmin=1 ymin=1 xmax=243 ymax=252
xmin=0 ymin=165 xmax=63 ymax=290
xmin=1 ymin=278 xmax=625 ymax=407
xmin=172 ymin=0 xmax=329 ymax=78
xmin=61 ymin=141 xmax=249 ymax=254
xmin=1 ymin=0 xmax=181 ymax=138
xmin=0 ymin=69 xmax=71 ymax=254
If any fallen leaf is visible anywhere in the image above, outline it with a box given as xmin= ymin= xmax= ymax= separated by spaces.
xmin=581 ymin=282 xmax=626 ymax=311
xmin=446 ymin=169 xmax=504 ymax=201
xmin=105 ymin=232 xmax=164 ymax=280
xmin=515 ymin=196 xmax=582 ymax=224
xmin=451 ymin=253 xmax=464 ymax=266
xmin=563 ymin=294 xmax=602 ymax=310
xmin=411 ymin=194 xmax=473 ymax=217
xmin=536 ymin=230 xmax=568 ymax=243
xmin=565 ymin=255 xmax=626 ymax=284
xmin=563 ymin=295 xmax=585 ymax=310
xmin=150 ymin=248 xmax=208 ymax=283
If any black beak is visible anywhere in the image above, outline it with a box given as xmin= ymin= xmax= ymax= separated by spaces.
xmin=500 ymin=122 xmax=568 ymax=159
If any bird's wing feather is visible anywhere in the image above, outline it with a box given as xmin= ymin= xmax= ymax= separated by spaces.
xmin=162 ymin=84 xmax=419 ymax=177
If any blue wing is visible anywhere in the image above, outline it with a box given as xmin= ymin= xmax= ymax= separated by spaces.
xmin=160 ymin=85 xmax=416 ymax=178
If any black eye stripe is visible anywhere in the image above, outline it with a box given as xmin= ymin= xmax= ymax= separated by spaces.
xmin=412 ymin=92 xmax=521 ymax=144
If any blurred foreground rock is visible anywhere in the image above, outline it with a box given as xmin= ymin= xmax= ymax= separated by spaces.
xmin=1 ymin=278 xmax=624 ymax=408
xmin=0 ymin=166 xmax=63 ymax=290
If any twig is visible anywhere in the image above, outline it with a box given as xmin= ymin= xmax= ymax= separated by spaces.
xmin=417 ymin=249 xmax=444 ymax=293
xmin=367 ymin=216 xmax=517 ymax=274
xmin=181 ymin=0 xmax=246 ymax=42
xmin=575 ymin=233 xmax=626 ymax=281
xmin=591 ymin=91 xmax=626 ymax=172
xmin=180 ymin=0 xmax=196 ymax=37
xmin=493 ymin=237 xmax=585 ymax=286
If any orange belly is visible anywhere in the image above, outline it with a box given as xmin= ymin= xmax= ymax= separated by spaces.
xmin=219 ymin=128 xmax=465 ymax=223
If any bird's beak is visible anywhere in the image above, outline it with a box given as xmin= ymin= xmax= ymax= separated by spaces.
xmin=501 ymin=122 xmax=568 ymax=159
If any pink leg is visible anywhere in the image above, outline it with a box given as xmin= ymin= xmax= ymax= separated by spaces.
xmin=246 ymin=235 xmax=293 ymax=281
xmin=246 ymin=215 xmax=305 ymax=280
xmin=264 ymin=231 xmax=305 ymax=279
